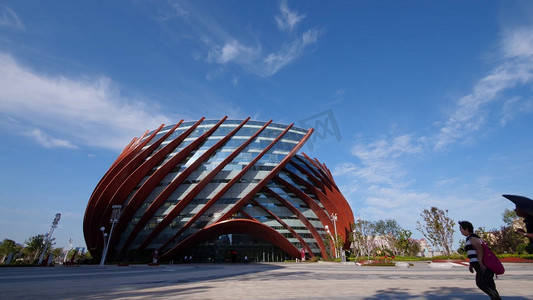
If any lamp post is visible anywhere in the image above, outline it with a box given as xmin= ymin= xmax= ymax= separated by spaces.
xmin=99 ymin=227 xmax=108 ymax=266
xmin=63 ymin=238 xmax=73 ymax=263
xmin=99 ymin=205 xmax=122 ymax=267
xmin=324 ymin=225 xmax=337 ymax=258
xmin=352 ymin=228 xmax=357 ymax=258
xmin=331 ymin=213 xmax=341 ymax=261
xmin=38 ymin=213 xmax=61 ymax=265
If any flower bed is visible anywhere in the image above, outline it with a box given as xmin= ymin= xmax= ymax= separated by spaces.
xmin=432 ymin=257 xmax=533 ymax=263
xmin=358 ymin=260 xmax=396 ymax=266
xmin=431 ymin=259 xmax=468 ymax=264
xmin=499 ymin=257 xmax=533 ymax=263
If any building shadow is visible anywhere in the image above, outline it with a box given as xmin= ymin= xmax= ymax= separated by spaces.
xmin=88 ymin=264 xmax=289 ymax=298
xmin=106 ymin=285 xmax=212 ymax=299
xmin=362 ymin=286 xmax=530 ymax=300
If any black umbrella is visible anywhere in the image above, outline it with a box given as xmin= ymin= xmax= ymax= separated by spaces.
xmin=502 ymin=194 xmax=533 ymax=216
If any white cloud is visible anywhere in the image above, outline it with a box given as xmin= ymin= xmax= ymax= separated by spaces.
xmin=205 ymin=28 xmax=321 ymax=78
xmin=23 ymin=128 xmax=77 ymax=149
xmin=302 ymin=29 xmax=319 ymax=46
xmin=158 ymin=1 xmax=319 ymax=78
xmin=333 ymin=162 xmax=358 ymax=176
xmin=331 ymin=134 xmax=423 ymax=191
xmin=434 ymin=27 xmax=533 ymax=150
xmin=500 ymin=96 xmax=533 ymax=126
xmin=207 ymin=40 xmax=260 ymax=64
xmin=335 ymin=27 xmax=533 ymax=242
xmin=434 ymin=177 xmax=458 ymax=188
xmin=363 ymin=187 xmax=431 ymax=212
xmin=275 ymin=0 xmax=305 ymax=32
xmin=339 ymin=28 xmax=533 ymax=188
xmin=502 ymin=27 xmax=533 ymax=59
xmin=0 ymin=6 xmax=24 ymax=29
xmin=262 ymin=29 xmax=321 ymax=76
xmin=219 ymin=42 xmax=243 ymax=63
xmin=200 ymin=2 xmax=320 ymax=78
xmin=0 ymin=53 xmax=172 ymax=151
xmin=353 ymin=134 xmax=423 ymax=161
xmin=337 ymin=28 xmax=533 ymax=195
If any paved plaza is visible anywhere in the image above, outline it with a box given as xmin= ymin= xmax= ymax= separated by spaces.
xmin=1 ymin=262 xmax=532 ymax=299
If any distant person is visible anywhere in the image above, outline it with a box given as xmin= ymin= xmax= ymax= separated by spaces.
xmin=502 ymin=194 xmax=533 ymax=253
xmin=244 ymin=255 xmax=248 ymax=264
xmin=459 ymin=221 xmax=501 ymax=300
xmin=152 ymin=250 xmax=158 ymax=264
xmin=515 ymin=207 xmax=533 ymax=253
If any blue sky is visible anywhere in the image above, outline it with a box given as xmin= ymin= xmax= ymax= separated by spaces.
xmin=1 ymin=1 xmax=533 ymax=252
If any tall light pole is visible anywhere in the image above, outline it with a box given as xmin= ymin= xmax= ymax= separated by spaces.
xmin=331 ymin=213 xmax=340 ymax=260
xmin=99 ymin=227 xmax=108 ymax=265
xmin=324 ymin=225 xmax=337 ymax=258
xmin=99 ymin=205 xmax=122 ymax=267
xmin=63 ymin=238 xmax=73 ymax=263
xmin=38 ymin=213 xmax=61 ymax=265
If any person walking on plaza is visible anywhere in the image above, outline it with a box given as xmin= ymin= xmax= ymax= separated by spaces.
xmin=503 ymin=194 xmax=533 ymax=253
xmin=514 ymin=207 xmax=533 ymax=253
xmin=459 ymin=221 xmax=501 ymax=300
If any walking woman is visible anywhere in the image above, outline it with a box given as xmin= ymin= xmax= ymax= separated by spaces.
xmin=459 ymin=221 xmax=501 ymax=300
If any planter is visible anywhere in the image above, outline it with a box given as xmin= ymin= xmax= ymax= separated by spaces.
xmin=395 ymin=262 xmax=410 ymax=268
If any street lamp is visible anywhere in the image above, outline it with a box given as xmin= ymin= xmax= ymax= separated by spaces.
xmin=331 ymin=213 xmax=342 ymax=261
xmin=99 ymin=226 xmax=108 ymax=264
xmin=99 ymin=205 xmax=122 ymax=267
xmin=325 ymin=225 xmax=337 ymax=258
xmin=38 ymin=213 xmax=61 ymax=265
xmin=331 ymin=213 xmax=338 ymax=238
xmin=63 ymin=238 xmax=73 ymax=263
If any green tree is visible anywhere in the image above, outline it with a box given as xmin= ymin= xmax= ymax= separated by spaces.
xmin=64 ymin=249 xmax=78 ymax=262
xmin=0 ymin=239 xmax=22 ymax=263
xmin=23 ymin=234 xmax=46 ymax=263
xmin=457 ymin=239 xmax=466 ymax=255
xmin=474 ymin=210 xmax=527 ymax=254
xmin=407 ymin=239 xmax=421 ymax=257
xmin=351 ymin=218 xmax=377 ymax=261
xmin=374 ymin=219 xmax=403 ymax=255
xmin=334 ymin=233 xmax=344 ymax=258
xmin=51 ymin=248 xmax=64 ymax=263
xmin=416 ymin=207 xmax=455 ymax=256
xmin=82 ymin=250 xmax=93 ymax=262
xmin=490 ymin=225 xmax=526 ymax=254
xmin=502 ymin=208 xmax=518 ymax=226
xmin=474 ymin=227 xmax=488 ymax=241
xmin=394 ymin=229 xmax=420 ymax=256
xmin=324 ymin=233 xmax=333 ymax=259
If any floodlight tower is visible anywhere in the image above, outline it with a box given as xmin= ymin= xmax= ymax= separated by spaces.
xmin=38 ymin=213 xmax=61 ymax=265
xmin=99 ymin=205 xmax=122 ymax=266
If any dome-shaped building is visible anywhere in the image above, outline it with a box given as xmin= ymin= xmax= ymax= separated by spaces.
xmin=84 ymin=117 xmax=354 ymax=263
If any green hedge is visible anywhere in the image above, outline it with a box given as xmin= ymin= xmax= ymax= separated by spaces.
xmin=348 ymin=254 xmax=533 ymax=262
xmin=498 ymin=253 xmax=533 ymax=260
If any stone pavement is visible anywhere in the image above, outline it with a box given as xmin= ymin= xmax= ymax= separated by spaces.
xmin=1 ymin=261 xmax=532 ymax=299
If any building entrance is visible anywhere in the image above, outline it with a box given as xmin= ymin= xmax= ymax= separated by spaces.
xmin=183 ymin=234 xmax=290 ymax=263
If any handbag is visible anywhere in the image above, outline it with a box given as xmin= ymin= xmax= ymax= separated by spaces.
xmin=481 ymin=240 xmax=505 ymax=276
